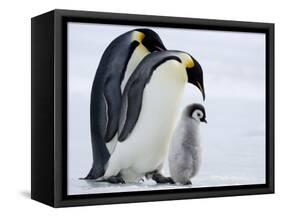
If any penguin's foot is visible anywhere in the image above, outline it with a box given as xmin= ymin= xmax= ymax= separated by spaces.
xmin=106 ymin=176 xmax=125 ymax=184
xmin=185 ymin=180 xmax=192 ymax=185
xmin=147 ymin=171 xmax=175 ymax=184
xmin=102 ymin=174 xmax=125 ymax=184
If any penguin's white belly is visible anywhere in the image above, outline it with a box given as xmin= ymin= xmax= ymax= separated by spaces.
xmin=106 ymin=60 xmax=187 ymax=181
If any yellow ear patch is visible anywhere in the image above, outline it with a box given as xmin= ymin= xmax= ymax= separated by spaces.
xmin=185 ymin=57 xmax=195 ymax=68
xmin=178 ymin=53 xmax=195 ymax=69
xmin=132 ymin=31 xmax=145 ymax=43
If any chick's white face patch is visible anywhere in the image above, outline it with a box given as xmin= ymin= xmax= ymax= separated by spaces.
xmin=192 ymin=109 xmax=204 ymax=122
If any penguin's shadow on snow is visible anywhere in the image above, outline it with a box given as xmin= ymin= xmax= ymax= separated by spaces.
xmin=82 ymin=179 xmax=186 ymax=189
xmin=83 ymin=179 xmax=144 ymax=188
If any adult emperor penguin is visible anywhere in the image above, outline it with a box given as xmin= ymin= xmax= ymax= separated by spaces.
xmin=86 ymin=29 xmax=166 ymax=179
xmin=102 ymin=50 xmax=205 ymax=184
xmin=168 ymin=104 xmax=207 ymax=185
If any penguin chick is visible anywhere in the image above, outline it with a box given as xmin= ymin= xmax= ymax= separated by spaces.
xmin=168 ymin=103 xmax=207 ymax=185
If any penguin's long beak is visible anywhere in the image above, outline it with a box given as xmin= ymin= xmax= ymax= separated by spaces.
xmin=186 ymin=61 xmax=205 ymax=100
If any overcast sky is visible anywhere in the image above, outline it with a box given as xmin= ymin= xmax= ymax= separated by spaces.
xmin=67 ymin=22 xmax=266 ymax=194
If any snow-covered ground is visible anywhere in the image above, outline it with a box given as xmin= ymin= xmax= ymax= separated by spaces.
xmin=67 ymin=23 xmax=266 ymax=195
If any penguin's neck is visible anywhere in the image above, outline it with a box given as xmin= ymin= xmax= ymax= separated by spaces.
xmin=156 ymin=59 xmax=187 ymax=87
xmin=121 ymin=44 xmax=149 ymax=92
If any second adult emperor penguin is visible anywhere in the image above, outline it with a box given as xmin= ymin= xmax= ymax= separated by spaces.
xmin=103 ymin=50 xmax=205 ymax=183
xmin=86 ymin=29 xmax=166 ymax=179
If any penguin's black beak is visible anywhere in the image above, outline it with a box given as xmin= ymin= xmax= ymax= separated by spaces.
xmin=186 ymin=58 xmax=205 ymax=101
xmin=201 ymin=118 xmax=207 ymax=123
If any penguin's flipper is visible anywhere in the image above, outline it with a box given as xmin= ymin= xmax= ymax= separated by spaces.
xmin=103 ymin=77 xmax=122 ymax=142
xmin=87 ymin=78 xmax=122 ymax=179
xmin=118 ymin=77 xmax=145 ymax=141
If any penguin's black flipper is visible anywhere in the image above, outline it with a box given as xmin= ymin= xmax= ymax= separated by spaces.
xmin=87 ymin=77 xmax=123 ymax=179
xmin=87 ymin=82 xmax=114 ymax=179
xmin=118 ymin=52 xmax=182 ymax=141
xmin=103 ymin=77 xmax=122 ymax=142
xmin=118 ymin=77 xmax=145 ymax=142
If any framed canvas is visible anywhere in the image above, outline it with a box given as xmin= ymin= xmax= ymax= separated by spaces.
xmin=31 ymin=9 xmax=274 ymax=207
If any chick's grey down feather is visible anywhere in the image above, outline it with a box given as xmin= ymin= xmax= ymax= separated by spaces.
xmin=168 ymin=104 xmax=205 ymax=184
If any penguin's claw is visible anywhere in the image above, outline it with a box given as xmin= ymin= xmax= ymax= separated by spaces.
xmin=185 ymin=180 xmax=192 ymax=185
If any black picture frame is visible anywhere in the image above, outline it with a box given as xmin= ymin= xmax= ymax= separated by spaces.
xmin=31 ymin=9 xmax=274 ymax=207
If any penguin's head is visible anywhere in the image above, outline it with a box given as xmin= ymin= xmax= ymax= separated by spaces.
xmin=133 ymin=29 xmax=166 ymax=52
xmin=186 ymin=103 xmax=207 ymax=123
xmin=177 ymin=52 xmax=205 ymax=100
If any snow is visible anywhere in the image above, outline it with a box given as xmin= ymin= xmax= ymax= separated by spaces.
xmin=67 ymin=22 xmax=266 ymax=195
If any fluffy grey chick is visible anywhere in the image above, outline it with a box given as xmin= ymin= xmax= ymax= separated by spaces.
xmin=168 ymin=103 xmax=207 ymax=185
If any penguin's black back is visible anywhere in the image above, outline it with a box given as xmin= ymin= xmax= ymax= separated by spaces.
xmin=87 ymin=30 xmax=139 ymax=179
